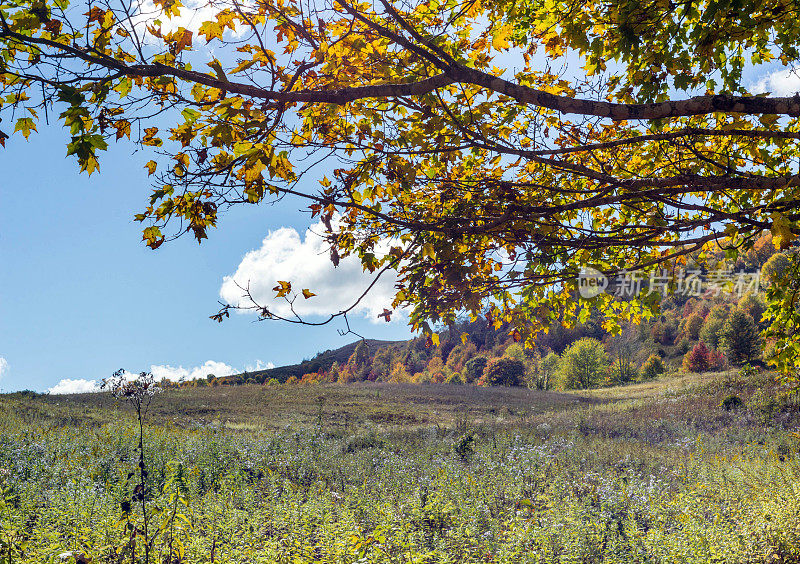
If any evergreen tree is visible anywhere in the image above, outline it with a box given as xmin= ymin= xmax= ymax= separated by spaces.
xmin=721 ymin=309 xmax=762 ymax=365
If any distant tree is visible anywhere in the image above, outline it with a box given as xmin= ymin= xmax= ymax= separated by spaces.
xmin=345 ymin=341 xmax=372 ymax=382
xmin=721 ymin=309 xmax=762 ymax=365
xmin=480 ymin=359 xmax=525 ymax=387
xmin=699 ymin=309 xmax=727 ymax=348
xmin=684 ymin=312 xmax=705 ymax=340
xmin=370 ymin=347 xmax=395 ymax=381
xmin=285 ymin=376 xmax=299 ymax=385
xmin=445 ymin=372 xmax=464 ymax=385
xmin=503 ymin=344 xmax=526 ymax=362
xmin=607 ymin=326 xmax=638 ymax=384
xmin=682 ymin=342 xmax=711 ymax=373
xmin=650 ymin=320 xmax=676 ymax=346
xmin=464 ymin=356 xmax=489 ymax=384
xmin=527 ymin=350 xmax=559 ymax=390
xmin=446 ymin=342 xmax=477 ymax=373
xmin=266 ymin=378 xmax=280 ymax=386
xmin=681 ymin=342 xmax=725 ymax=373
xmin=762 ymin=253 xmax=791 ymax=285
xmin=737 ymin=293 xmax=765 ymax=325
xmin=556 ymin=338 xmax=609 ymax=390
xmin=425 ymin=357 xmax=447 ymax=384
xmin=640 ymin=354 xmax=666 ymax=380
xmin=388 ymin=362 xmax=413 ymax=383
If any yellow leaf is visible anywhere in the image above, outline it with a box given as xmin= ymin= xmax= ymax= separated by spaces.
xmin=302 ymin=289 xmax=316 ymax=299
xmin=431 ymin=333 xmax=440 ymax=347
xmin=771 ymin=212 xmax=795 ymax=250
xmin=273 ymin=280 xmax=291 ymax=298
xmin=492 ymin=24 xmax=512 ymax=50
xmin=460 ymin=332 xmax=469 ymax=345
xmin=145 ymin=161 xmax=157 ymax=175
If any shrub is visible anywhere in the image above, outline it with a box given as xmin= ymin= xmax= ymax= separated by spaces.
xmin=556 ymin=338 xmax=609 ymax=389
xmin=463 ymin=356 xmax=488 ymax=383
xmin=444 ymin=372 xmax=464 ymax=385
xmin=453 ymin=433 xmax=475 ymax=462
xmin=266 ymin=378 xmax=280 ymax=386
xmin=720 ymin=308 xmax=762 ymax=365
xmin=720 ymin=395 xmax=743 ymax=410
xmin=748 ymin=388 xmax=780 ymax=423
xmin=640 ymin=354 xmax=665 ymax=380
xmin=480 ymin=358 xmax=525 ymax=386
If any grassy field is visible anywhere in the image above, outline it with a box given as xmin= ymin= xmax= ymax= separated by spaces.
xmin=0 ymin=372 xmax=799 ymax=563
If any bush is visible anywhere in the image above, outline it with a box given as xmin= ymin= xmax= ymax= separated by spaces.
xmin=480 ymin=358 xmax=525 ymax=386
xmin=444 ymin=372 xmax=464 ymax=385
xmin=720 ymin=395 xmax=743 ymax=410
xmin=556 ymin=338 xmax=609 ymax=389
xmin=640 ymin=354 xmax=665 ymax=380
xmin=266 ymin=378 xmax=280 ymax=386
xmin=453 ymin=433 xmax=475 ymax=463
xmin=464 ymin=356 xmax=488 ymax=383
xmin=720 ymin=308 xmax=762 ymax=365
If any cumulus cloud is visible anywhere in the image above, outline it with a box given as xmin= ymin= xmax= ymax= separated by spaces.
xmin=245 ymin=360 xmax=275 ymax=372
xmin=0 ymin=357 xmax=7 ymax=381
xmin=47 ymin=359 xmax=259 ymax=394
xmin=220 ymin=221 xmax=400 ymax=322
xmin=751 ymin=67 xmax=800 ymax=96
xmin=150 ymin=360 xmax=239 ymax=382
xmin=48 ymin=379 xmax=101 ymax=395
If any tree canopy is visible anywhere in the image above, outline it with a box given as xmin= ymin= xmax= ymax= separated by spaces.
xmin=4 ymin=0 xmax=800 ymax=379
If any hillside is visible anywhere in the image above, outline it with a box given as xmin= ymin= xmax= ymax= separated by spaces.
xmin=181 ymin=232 xmax=785 ymax=391
xmin=235 ymin=339 xmax=406 ymax=384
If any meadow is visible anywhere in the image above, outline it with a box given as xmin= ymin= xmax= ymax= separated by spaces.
xmin=0 ymin=371 xmax=799 ymax=563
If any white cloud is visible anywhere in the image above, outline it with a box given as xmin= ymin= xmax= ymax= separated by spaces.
xmin=150 ymin=360 xmax=238 ymax=382
xmin=48 ymin=379 xmax=101 ymax=395
xmin=0 ymin=357 xmax=7 ymax=381
xmin=134 ymin=0 xmax=220 ymax=35
xmin=220 ymin=221 xmax=400 ymax=323
xmin=47 ymin=358 xmax=269 ymax=394
xmin=751 ymin=67 xmax=800 ymax=96
xmin=245 ymin=359 xmax=275 ymax=372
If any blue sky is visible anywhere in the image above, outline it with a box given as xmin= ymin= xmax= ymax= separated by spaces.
xmin=0 ymin=126 xmax=413 ymax=393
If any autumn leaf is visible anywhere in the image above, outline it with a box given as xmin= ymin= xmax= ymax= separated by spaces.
xmin=771 ymin=212 xmax=795 ymax=250
xmin=492 ymin=24 xmax=512 ymax=50
xmin=273 ymin=280 xmax=291 ymax=298
xmin=142 ymin=127 xmax=162 ymax=147
xmin=301 ymin=289 xmax=316 ymax=299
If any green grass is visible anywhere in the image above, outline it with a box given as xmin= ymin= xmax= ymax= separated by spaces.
xmin=0 ymin=372 xmax=798 ymax=563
